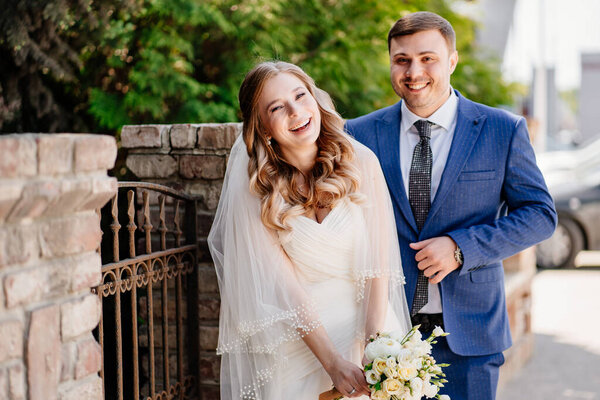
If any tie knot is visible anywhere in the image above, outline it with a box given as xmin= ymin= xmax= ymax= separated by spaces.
xmin=413 ymin=120 xmax=432 ymax=139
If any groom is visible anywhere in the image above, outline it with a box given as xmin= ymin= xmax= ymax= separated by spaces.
xmin=346 ymin=11 xmax=556 ymax=400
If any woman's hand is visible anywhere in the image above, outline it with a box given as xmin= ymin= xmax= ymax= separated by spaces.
xmin=362 ymin=353 xmax=370 ymax=367
xmin=324 ymin=358 xmax=370 ymax=398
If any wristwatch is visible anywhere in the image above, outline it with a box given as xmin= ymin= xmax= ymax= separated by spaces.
xmin=454 ymin=246 xmax=464 ymax=266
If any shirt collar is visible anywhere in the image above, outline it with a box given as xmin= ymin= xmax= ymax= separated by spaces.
xmin=400 ymin=88 xmax=458 ymax=135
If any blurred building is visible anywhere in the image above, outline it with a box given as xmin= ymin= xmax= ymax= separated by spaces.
xmin=455 ymin=0 xmax=517 ymax=60
xmin=579 ymin=53 xmax=600 ymax=143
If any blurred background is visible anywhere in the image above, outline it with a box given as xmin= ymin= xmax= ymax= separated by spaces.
xmin=1 ymin=0 xmax=599 ymax=398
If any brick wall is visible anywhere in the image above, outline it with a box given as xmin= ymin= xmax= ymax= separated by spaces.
xmin=122 ymin=123 xmax=536 ymax=397
xmin=0 ymin=134 xmax=117 ymax=400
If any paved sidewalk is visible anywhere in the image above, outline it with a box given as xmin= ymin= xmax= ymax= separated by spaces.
xmin=498 ymin=260 xmax=600 ymax=400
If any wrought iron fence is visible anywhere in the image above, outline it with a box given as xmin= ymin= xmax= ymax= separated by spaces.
xmin=93 ymin=182 xmax=199 ymax=400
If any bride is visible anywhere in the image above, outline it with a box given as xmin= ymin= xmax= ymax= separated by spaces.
xmin=208 ymin=61 xmax=411 ymax=400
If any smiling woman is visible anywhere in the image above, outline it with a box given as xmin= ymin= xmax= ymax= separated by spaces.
xmin=238 ymin=61 xmax=363 ymax=231
xmin=207 ymin=61 xmax=412 ymax=400
xmin=257 ymin=73 xmax=322 ymax=172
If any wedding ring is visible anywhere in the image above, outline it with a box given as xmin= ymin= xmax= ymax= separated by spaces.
xmin=349 ymin=388 xmax=356 ymax=395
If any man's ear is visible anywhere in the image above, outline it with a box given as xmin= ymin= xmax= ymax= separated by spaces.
xmin=449 ymin=51 xmax=459 ymax=74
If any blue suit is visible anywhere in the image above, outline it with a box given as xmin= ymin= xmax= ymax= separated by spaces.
xmin=346 ymin=90 xmax=557 ymax=398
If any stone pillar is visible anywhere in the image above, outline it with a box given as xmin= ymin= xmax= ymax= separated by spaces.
xmin=0 ymin=134 xmax=117 ymax=400
xmin=122 ymin=123 xmax=240 ymax=399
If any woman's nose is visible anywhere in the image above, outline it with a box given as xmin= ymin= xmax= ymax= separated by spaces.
xmin=287 ymin=102 xmax=299 ymax=117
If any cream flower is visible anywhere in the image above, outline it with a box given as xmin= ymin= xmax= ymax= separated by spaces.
xmin=386 ymin=356 xmax=397 ymax=369
xmin=409 ymin=340 xmax=432 ymax=358
xmin=439 ymin=395 xmax=451 ymax=400
xmin=409 ymin=377 xmax=424 ymax=396
xmin=397 ymin=365 xmax=418 ymax=381
xmin=365 ymin=338 xmax=403 ymax=361
xmin=382 ymin=378 xmax=403 ymax=396
xmin=396 ymin=348 xmax=413 ymax=365
xmin=373 ymin=357 xmax=388 ymax=375
xmin=365 ymin=369 xmax=380 ymax=385
xmin=383 ymin=366 xmax=398 ymax=379
xmin=423 ymin=382 xmax=439 ymax=398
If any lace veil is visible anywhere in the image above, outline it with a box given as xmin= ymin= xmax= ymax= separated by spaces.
xmin=208 ymin=135 xmax=411 ymax=399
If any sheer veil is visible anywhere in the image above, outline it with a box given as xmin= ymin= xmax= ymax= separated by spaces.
xmin=208 ymin=134 xmax=411 ymax=400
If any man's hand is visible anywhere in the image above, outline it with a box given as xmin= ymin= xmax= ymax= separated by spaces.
xmin=409 ymin=236 xmax=461 ymax=284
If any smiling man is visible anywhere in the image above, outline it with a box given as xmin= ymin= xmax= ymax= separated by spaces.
xmin=345 ymin=11 xmax=557 ymax=400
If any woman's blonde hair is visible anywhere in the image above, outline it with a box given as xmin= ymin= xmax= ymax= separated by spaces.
xmin=238 ymin=61 xmax=362 ymax=231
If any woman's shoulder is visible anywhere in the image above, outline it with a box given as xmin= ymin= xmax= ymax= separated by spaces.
xmin=347 ymin=135 xmax=380 ymax=169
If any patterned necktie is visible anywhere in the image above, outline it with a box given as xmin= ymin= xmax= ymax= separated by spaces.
xmin=409 ymin=119 xmax=433 ymax=316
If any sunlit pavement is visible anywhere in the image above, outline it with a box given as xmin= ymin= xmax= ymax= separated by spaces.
xmin=498 ymin=251 xmax=600 ymax=400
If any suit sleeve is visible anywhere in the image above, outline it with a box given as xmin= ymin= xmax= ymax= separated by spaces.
xmin=447 ymin=117 xmax=557 ymax=274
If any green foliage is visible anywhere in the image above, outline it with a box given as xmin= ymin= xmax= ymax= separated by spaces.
xmin=1 ymin=0 xmax=519 ymax=134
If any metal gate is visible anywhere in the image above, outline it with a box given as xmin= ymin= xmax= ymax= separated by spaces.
xmin=93 ymin=182 xmax=199 ymax=399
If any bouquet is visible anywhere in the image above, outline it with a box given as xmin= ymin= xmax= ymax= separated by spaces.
xmin=363 ymin=325 xmax=450 ymax=400
xmin=319 ymin=325 xmax=450 ymax=400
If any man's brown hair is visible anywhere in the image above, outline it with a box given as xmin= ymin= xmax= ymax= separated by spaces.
xmin=388 ymin=11 xmax=456 ymax=52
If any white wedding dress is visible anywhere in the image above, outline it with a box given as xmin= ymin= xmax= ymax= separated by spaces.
xmin=209 ymin=136 xmax=410 ymax=400
xmin=279 ymin=199 xmax=398 ymax=399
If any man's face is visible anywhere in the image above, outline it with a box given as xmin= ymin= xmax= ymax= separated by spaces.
xmin=389 ymin=29 xmax=458 ymax=118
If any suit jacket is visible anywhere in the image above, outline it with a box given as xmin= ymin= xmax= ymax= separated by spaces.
xmin=345 ymin=90 xmax=557 ymax=356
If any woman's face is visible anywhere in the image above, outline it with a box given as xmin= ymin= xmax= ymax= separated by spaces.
xmin=258 ymin=72 xmax=321 ymax=158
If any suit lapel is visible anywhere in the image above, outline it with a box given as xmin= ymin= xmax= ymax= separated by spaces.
xmin=425 ymin=92 xmax=486 ymax=227
xmin=375 ymin=102 xmax=418 ymax=233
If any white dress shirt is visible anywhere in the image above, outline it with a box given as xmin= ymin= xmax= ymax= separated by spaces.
xmin=400 ymin=89 xmax=458 ymax=313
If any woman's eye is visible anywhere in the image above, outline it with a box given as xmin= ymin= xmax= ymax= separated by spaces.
xmin=270 ymin=105 xmax=282 ymax=113
xmin=296 ymin=92 xmax=306 ymax=100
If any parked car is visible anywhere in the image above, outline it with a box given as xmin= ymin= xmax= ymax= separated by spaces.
xmin=536 ymin=154 xmax=600 ymax=269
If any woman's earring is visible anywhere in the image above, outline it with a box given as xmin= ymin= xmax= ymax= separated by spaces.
xmin=266 ymin=136 xmax=272 ymax=146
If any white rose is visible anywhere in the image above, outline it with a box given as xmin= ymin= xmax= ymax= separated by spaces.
xmin=423 ymin=382 xmax=439 ymax=398
xmin=432 ymin=325 xmax=446 ymax=337
xmin=365 ymin=369 xmax=380 ymax=385
xmin=372 ymin=338 xmax=403 ymax=359
xmin=410 ymin=341 xmax=432 ymax=358
xmin=383 ymin=366 xmax=397 ymax=379
xmin=366 ymin=337 xmax=401 ymax=361
xmin=372 ymin=357 xmax=387 ymax=375
xmin=422 ymin=372 xmax=432 ymax=384
xmin=386 ymin=356 xmax=397 ymax=369
xmin=382 ymin=378 xmax=404 ymax=396
xmin=396 ymin=348 xmax=413 ymax=365
xmin=364 ymin=339 xmax=383 ymax=361
xmin=439 ymin=395 xmax=451 ymax=400
xmin=409 ymin=377 xmax=424 ymax=396
xmin=397 ymin=365 xmax=418 ymax=381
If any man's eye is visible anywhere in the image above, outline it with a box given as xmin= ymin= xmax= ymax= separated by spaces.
xmin=396 ymin=58 xmax=408 ymax=64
